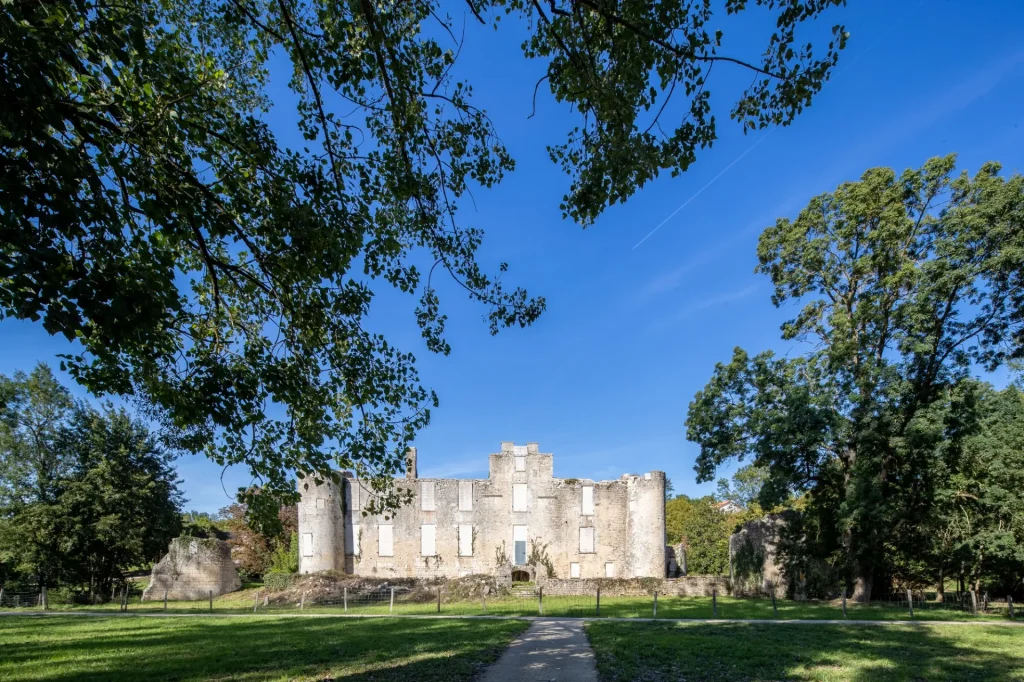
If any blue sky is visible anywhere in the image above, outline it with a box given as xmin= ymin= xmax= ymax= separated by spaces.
xmin=2 ymin=0 xmax=1023 ymax=512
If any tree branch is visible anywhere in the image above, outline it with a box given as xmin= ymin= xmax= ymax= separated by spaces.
xmin=572 ymin=0 xmax=787 ymax=80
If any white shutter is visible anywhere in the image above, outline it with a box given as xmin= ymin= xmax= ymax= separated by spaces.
xmin=581 ymin=486 xmax=594 ymax=515
xmin=458 ymin=525 xmax=473 ymax=556
xmin=459 ymin=481 xmax=473 ymax=511
xmin=512 ymin=484 xmax=527 ymax=511
xmin=420 ymin=481 xmax=436 ymax=511
xmin=570 ymin=562 xmax=580 ymax=578
xmin=345 ymin=481 xmax=360 ymax=512
xmin=579 ymin=527 xmax=595 ymax=553
xmin=301 ymin=533 xmax=314 ymax=557
xmin=378 ymin=525 xmax=393 ymax=557
xmin=421 ymin=524 xmax=436 ymax=556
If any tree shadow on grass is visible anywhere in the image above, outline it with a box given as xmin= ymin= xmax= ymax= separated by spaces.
xmin=0 ymin=615 xmax=529 ymax=682
xmin=585 ymin=621 xmax=1024 ymax=682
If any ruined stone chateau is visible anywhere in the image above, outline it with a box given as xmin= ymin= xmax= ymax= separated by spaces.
xmin=297 ymin=442 xmax=667 ymax=580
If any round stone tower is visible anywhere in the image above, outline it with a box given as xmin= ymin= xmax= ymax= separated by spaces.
xmin=625 ymin=471 xmax=667 ymax=578
xmin=297 ymin=472 xmax=345 ymax=574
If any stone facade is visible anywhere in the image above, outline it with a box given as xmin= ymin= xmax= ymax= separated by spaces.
xmin=142 ymin=537 xmax=241 ymax=601
xmin=728 ymin=512 xmax=794 ymax=598
xmin=297 ymin=442 xmax=667 ymax=580
xmin=666 ymin=543 xmax=687 ymax=577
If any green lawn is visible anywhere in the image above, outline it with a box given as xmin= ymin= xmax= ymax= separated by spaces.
xmin=0 ymin=615 xmax=529 ymax=682
xmin=586 ymin=620 xmax=1024 ymax=681
xmin=38 ymin=592 xmax=1010 ymax=622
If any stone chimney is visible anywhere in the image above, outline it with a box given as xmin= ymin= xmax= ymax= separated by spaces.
xmin=405 ymin=447 xmax=418 ymax=479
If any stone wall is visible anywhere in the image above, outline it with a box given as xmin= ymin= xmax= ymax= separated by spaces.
xmin=298 ymin=442 xmax=667 ymax=580
xmin=728 ymin=512 xmax=794 ymax=599
xmin=142 ymin=537 xmax=240 ymax=601
xmin=297 ymin=474 xmax=346 ymax=573
xmin=665 ymin=576 xmax=732 ymax=596
xmin=666 ymin=543 xmax=687 ymax=577
xmin=537 ymin=575 xmax=749 ymax=597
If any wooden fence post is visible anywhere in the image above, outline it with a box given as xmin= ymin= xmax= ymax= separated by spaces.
xmin=1008 ymin=595 xmax=1014 ymax=619
xmin=163 ymin=589 xmax=168 ymax=611
xmin=436 ymin=587 xmax=441 ymax=613
xmin=208 ymin=590 xmax=213 ymax=611
xmin=344 ymin=587 xmax=348 ymax=612
xmin=538 ymin=586 xmax=543 ymax=616
xmin=712 ymin=588 xmax=718 ymax=618
xmin=596 ymin=586 xmax=600 ymax=617
xmin=907 ymin=588 xmax=914 ymax=618
xmin=41 ymin=586 xmax=48 ymax=611
xmin=390 ymin=587 xmax=394 ymax=614
xmin=300 ymin=591 xmax=306 ymax=611
xmin=842 ymin=590 xmax=847 ymax=618
xmin=482 ymin=593 xmax=487 ymax=614
xmin=253 ymin=590 xmax=259 ymax=613
xmin=0 ymin=587 xmax=5 ymax=607
xmin=653 ymin=591 xmax=658 ymax=618
xmin=771 ymin=587 xmax=777 ymax=618
xmin=970 ymin=591 xmax=978 ymax=616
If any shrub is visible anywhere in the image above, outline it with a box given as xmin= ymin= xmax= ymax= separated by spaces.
xmin=263 ymin=572 xmax=297 ymax=591
xmin=269 ymin=532 xmax=298 ymax=574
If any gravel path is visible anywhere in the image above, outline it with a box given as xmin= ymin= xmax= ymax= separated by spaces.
xmin=478 ymin=619 xmax=598 ymax=682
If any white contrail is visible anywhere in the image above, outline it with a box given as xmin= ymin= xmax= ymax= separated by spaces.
xmin=631 ymin=7 xmax=914 ymax=252
xmin=631 ymin=131 xmax=773 ymax=250
xmin=630 ymin=1 xmax=921 ymax=253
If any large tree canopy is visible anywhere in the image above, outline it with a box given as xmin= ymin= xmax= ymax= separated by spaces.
xmin=1 ymin=0 xmax=848 ymax=518
xmin=687 ymin=156 xmax=1024 ymax=601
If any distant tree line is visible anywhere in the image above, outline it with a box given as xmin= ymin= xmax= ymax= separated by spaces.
xmin=666 ymin=464 xmax=773 ymax=575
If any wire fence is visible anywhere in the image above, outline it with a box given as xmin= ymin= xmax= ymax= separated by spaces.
xmin=1 ymin=581 xmax=1019 ymax=621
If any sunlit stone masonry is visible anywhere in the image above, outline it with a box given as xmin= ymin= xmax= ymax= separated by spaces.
xmin=297 ymin=442 xmax=666 ymax=580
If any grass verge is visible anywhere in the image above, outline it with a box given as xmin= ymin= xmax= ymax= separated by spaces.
xmin=0 ymin=615 xmax=529 ymax=681
xmin=35 ymin=592 xmax=1010 ymax=622
xmin=585 ymin=620 xmax=1024 ymax=681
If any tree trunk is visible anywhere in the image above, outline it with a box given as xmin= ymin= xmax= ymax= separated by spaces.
xmin=851 ymin=575 xmax=872 ymax=603
xmin=936 ymin=569 xmax=945 ymax=603
xmin=851 ymin=568 xmax=873 ymax=603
